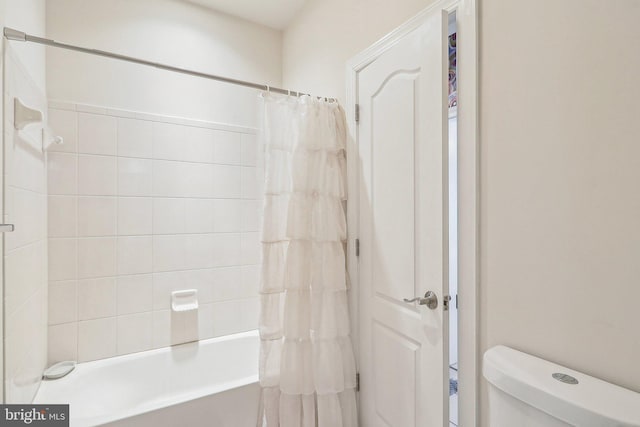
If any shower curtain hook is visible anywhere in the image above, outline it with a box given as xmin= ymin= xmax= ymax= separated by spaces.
xmin=266 ymin=85 xmax=270 ymax=93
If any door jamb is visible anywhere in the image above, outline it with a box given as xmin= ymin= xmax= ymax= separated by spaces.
xmin=344 ymin=0 xmax=479 ymax=424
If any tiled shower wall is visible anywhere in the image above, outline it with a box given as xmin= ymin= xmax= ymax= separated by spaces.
xmin=46 ymin=101 xmax=262 ymax=363
xmin=3 ymin=48 xmax=48 ymax=403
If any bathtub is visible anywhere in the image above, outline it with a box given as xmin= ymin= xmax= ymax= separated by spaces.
xmin=34 ymin=330 xmax=260 ymax=427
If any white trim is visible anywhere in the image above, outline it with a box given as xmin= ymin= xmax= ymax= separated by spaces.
xmin=48 ymin=100 xmax=258 ymax=134
xmin=345 ymin=0 xmax=478 ymax=424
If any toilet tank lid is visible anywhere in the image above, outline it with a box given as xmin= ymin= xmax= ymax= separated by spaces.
xmin=483 ymin=346 xmax=640 ymax=427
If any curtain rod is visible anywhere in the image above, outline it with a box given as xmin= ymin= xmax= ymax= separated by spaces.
xmin=4 ymin=27 xmax=331 ymax=100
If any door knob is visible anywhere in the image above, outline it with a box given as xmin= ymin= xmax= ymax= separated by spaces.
xmin=403 ymin=291 xmax=438 ymax=309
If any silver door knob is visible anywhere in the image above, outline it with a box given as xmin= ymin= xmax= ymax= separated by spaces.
xmin=403 ymin=291 xmax=438 ymax=309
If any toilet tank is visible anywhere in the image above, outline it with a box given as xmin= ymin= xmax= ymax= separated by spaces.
xmin=483 ymin=346 xmax=640 ymax=427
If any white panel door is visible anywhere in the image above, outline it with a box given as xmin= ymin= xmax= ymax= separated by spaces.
xmin=357 ymin=9 xmax=449 ymax=427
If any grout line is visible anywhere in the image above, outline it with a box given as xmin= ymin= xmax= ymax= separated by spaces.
xmin=114 ymin=115 xmax=120 ymax=352
xmin=73 ymin=150 xmax=255 ymax=168
xmin=53 ymin=263 xmax=261 ymax=283
xmin=74 ymin=108 xmax=80 ymax=361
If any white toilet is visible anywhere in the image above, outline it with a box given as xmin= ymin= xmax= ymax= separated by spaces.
xmin=484 ymin=346 xmax=640 ymax=426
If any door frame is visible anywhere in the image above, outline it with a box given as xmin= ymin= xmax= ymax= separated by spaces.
xmin=345 ymin=0 xmax=478 ymax=424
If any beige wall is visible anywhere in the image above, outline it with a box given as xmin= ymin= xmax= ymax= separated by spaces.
xmin=283 ymin=0 xmax=437 ymax=100
xmin=46 ymin=0 xmax=282 ymax=127
xmin=480 ymin=0 xmax=640 ymax=423
xmin=286 ymin=0 xmax=640 ymax=425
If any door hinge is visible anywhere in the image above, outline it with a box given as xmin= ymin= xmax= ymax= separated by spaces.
xmin=443 ymin=295 xmax=452 ymax=311
xmin=354 ymin=104 xmax=360 ymax=123
xmin=356 ymin=372 xmax=360 ymax=391
xmin=456 ymin=294 xmax=458 ymax=310
xmin=355 ymin=238 xmax=360 ymax=257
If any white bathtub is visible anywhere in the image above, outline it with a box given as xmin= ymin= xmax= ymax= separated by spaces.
xmin=34 ymin=330 xmax=260 ymax=427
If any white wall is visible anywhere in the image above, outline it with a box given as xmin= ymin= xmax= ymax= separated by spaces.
xmin=1 ymin=0 xmax=46 ymax=92
xmin=0 ymin=0 xmax=48 ymax=403
xmin=46 ymin=101 xmax=261 ymax=363
xmin=282 ymin=0 xmax=437 ymax=101
xmin=43 ymin=0 xmax=275 ymax=363
xmin=46 ymin=0 xmax=282 ymax=127
xmin=479 ymin=0 xmax=640 ymax=423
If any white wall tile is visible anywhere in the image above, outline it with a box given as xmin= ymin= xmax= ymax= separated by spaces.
xmin=48 ymin=108 xmax=77 ymax=153
xmin=152 ymin=271 xmax=187 ymax=310
xmin=78 ymin=317 xmax=117 ymax=362
xmin=47 ymin=152 xmax=77 ymax=195
xmin=117 ymin=236 xmax=153 ymax=275
xmin=78 ymin=278 xmax=116 ymax=320
xmin=240 ymin=166 xmax=259 ymax=199
xmin=241 ymin=232 xmax=261 ymax=265
xmin=241 ymin=199 xmax=261 ymax=232
xmin=212 ymin=199 xmax=242 ymax=232
xmin=48 ymin=238 xmax=77 ymax=281
xmin=185 ymin=199 xmax=214 ymax=233
xmin=240 ymin=265 xmax=260 ymax=299
xmin=152 ymin=310 xmax=170 ymax=348
xmin=212 ymin=165 xmax=241 ymax=198
xmin=118 ymin=157 xmax=153 ymax=196
xmin=153 ymin=122 xmax=185 ymax=161
xmin=9 ymin=132 xmax=47 ymax=194
xmin=117 ymin=313 xmax=153 ymax=355
xmin=207 ymin=297 xmax=259 ymax=336
xmin=5 ymin=242 xmax=45 ymax=313
xmin=184 ymin=163 xmax=213 ymax=198
xmin=184 ymin=126 xmax=214 ymax=163
xmin=239 ymin=296 xmax=260 ymax=331
xmin=212 ymin=233 xmax=241 ymax=267
xmin=48 ymin=196 xmax=77 ymax=238
xmin=78 ymin=237 xmax=117 ymax=279
xmin=153 ymin=160 xmax=188 ymax=197
xmin=152 ymin=235 xmax=186 ymax=272
xmin=78 ymin=154 xmax=117 ymax=196
xmin=185 ymin=234 xmax=214 ymax=270
xmin=48 ymin=323 xmax=77 ymax=364
xmin=117 ymin=117 xmax=152 ymax=158
xmin=198 ymin=303 xmax=215 ymax=339
xmin=117 ymin=274 xmax=153 ymax=315
xmin=6 ymin=189 xmax=46 ymax=251
xmin=240 ymin=133 xmax=258 ymax=166
xmin=48 ymin=280 xmax=77 ymax=325
xmin=208 ymin=300 xmax=244 ymax=337
xmin=153 ymin=198 xmax=185 ymax=234
xmin=77 ymin=196 xmax=117 ymax=237
xmin=118 ymin=197 xmax=152 ymax=235
xmin=78 ymin=112 xmax=117 ymax=155
xmin=184 ymin=269 xmax=215 ymax=304
xmin=208 ymin=266 xmax=243 ymax=302
xmin=213 ymin=130 xmax=242 ymax=165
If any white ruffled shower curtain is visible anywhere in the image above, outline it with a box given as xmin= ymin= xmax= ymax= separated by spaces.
xmin=258 ymin=94 xmax=357 ymax=427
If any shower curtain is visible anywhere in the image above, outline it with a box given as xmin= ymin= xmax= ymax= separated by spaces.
xmin=258 ymin=94 xmax=357 ymax=427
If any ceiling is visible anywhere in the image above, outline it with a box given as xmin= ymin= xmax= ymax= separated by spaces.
xmin=184 ymin=0 xmax=309 ymax=30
